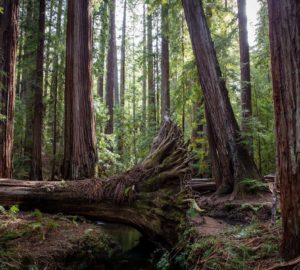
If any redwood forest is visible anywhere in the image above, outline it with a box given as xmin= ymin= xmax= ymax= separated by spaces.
xmin=0 ymin=0 xmax=300 ymax=269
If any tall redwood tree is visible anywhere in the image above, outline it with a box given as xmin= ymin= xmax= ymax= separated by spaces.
xmin=63 ymin=0 xmax=97 ymax=180
xmin=182 ymin=0 xmax=260 ymax=195
xmin=31 ymin=0 xmax=46 ymax=180
xmin=268 ymin=0 xmax=300 ymax=260
xmin=161 ymin=2 xmax=170 ymax=121
xmin=237 ymin=0 xmax=252 ymax=154
xmin=0 ymin=0 xmax=19 ymax=178
xmin=105 ymin=0 xmax=116 ymax=135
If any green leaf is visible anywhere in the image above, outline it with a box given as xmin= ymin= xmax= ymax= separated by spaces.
xmin=9 ymin=205 xmax=19 ymax=215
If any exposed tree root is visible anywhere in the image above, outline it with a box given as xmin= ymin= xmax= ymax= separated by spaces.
xmin=0 ymin=119 xmax=193 ymax=246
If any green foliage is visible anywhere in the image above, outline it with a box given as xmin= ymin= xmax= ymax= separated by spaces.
xmin=240 ymin=178 xmax=268 ymax=193
xmin=9 ymin=205 xmax=20 ymax=215
xmin=156 ymin=252 xmax=170 ymax=270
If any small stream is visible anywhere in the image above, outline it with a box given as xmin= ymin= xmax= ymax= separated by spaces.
xmin=96 ymin=222 xmax=157 ymax=270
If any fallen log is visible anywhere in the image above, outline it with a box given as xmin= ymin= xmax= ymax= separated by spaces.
xmin=188 ymin=182 xmax=216 ymax=192
xmin=0 ymin=120 xmax=192 ymax=246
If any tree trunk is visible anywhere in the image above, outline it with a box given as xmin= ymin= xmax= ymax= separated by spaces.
xmin=161 ymin=3 xmax=170 ymax=121
xmin=51 ymin=0 xmax=63 ymax=180
xmin=43 ymin=0 xmax=54 ymax=98
xmin=63 ymin=0 xmax=97 ymax=180
xmin=22 ymin=0 xmax=38 ymax=177
xmin=0 ymin=0 xmax=19 ymax=178
xmin=120 ymin=0 xmax=126 ymax=108
xmin=97 ymin=0 xmax=108 ymax=99
xmin=181 ymin=13 xmax=186 ymax=135
xmin=142 ymin=4 xmax=147 ymax=132
xmin=105 ymin=0 xmax=116 ymax=134
xmin=155 ymin=16 xmax=160 ymax=126
xmin=118 ymin=0 xmax=127 ymax=157
xmin=237 ymin=0 xmax=252 ymax=155
xmin=0 ymin=120 xmax=192 ymax=246
xmin=267 ymin=0 xmax=300 ymax=260
xmin=182 ymin=0 xmax=260 ymax=195
xmin=147 ymin=7 xmax=156 ymax=131
xmin=31 ymin=0 xmax=46 ymax=180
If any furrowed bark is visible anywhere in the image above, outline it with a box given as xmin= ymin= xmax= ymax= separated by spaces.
xmin=0 ymin=0 xmax=19 ymax=178
xmin=268 ymin=0 xmax=300 ymax=260
xmin=63 ymin=0 xmax=97 ymax=179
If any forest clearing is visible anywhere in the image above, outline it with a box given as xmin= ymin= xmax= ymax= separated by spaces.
xmin=0 ymin=0 xmax=300 ymax=269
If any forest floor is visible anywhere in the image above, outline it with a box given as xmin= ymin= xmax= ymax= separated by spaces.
xmin=0 ymin=210 xmax=124 ymax=269
xmin=0 ymin=191 xmax=289 ymax=270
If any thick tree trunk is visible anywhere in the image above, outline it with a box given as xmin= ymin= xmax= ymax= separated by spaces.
xmin=63 ymin=0 xmax=97 ymax=180
xmin=267 ymin=0 xmax=300 ymax=260
xmin=31 ymin=0 xmax=46 ymax=180
xmin=147 ymin=7 xmax=156 ymax=131
xmin=182 ymin=0 xmax=260 ymax=195
xmin=0 ymin=0 xmax=19 ymax=178
xmin=161 ymin=3 xmax=170 ymax=121
xmin=0 ymin=120 xmax=192 ymax=246
xmin=237 ymin=0 xmax=252 ymax=155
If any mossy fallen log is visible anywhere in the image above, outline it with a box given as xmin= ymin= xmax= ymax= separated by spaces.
xmin=0 ymin=120 xmax=192 ymax=246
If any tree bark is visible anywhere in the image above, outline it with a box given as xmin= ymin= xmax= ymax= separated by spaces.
xmin=237 ymin=0 xmax=252 ymax=155
xmin=0 ymin=0 xmax=19 ymax=178
xmin=182 ymin=0 xmax=260 ymax=195
xmin=267 ymin=0 xmax=300 ymax=260
xmin=161 ymin=3 xmax=170 ymax=122
xmin=0 ymin=120 xmax=192 ymax=246
xmin=105 ymin=0 xmax=116 ymax=134
xmin=63 ymin=0 xmax=97 ymax=180
xmin=147 ymin=7 xmax=156 ymax=131
xmin=31 ymin=0 xmax=46 ymax=180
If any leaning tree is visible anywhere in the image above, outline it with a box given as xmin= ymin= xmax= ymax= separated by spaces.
xmin=268 ymin=0 xmax=300 ymax=260
xmin=0 ymin=0 xmax=19 ymax=178
xmin=182 ymin=0 xmax=260 ymax=196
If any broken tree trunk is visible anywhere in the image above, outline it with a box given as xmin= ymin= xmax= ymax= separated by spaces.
xmin=0 ymin=120 xmax=192 ymax=246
